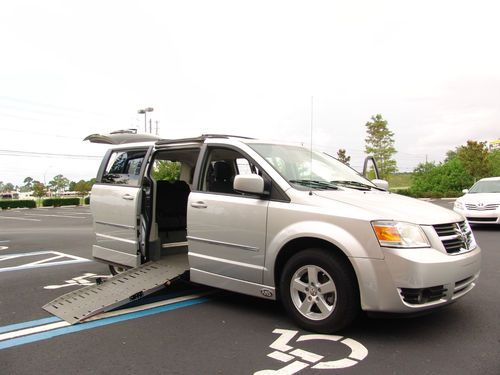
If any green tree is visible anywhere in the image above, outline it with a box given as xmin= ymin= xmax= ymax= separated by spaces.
xmin=364 ymin=114 xmax=397 ymax=179
xmin=73 ymin=179 xmax=94 ymax=196
xmin=32 ymin=181 xmax=47 ymax=198
xmin=2 ymin=182 xmax=15 ymax=192
xmin=488 ymin=149 xmax=500 ymax=176
xmin=20 ymin=177 xmax=34 ymax=192
xmin=48 ymin=174 xmax=69 ymax=193
xmin=152 ymin=161 xmax=181 ymax=181
xmin=455 ymin=140 xmax=492 ymax=182
xmin=411 ymin=159 xmax=474 ymax=196
xmin=336 ymin=149 xmax=351 ymax=166
xmin=23 ymin=177 xmax=34 ymax=189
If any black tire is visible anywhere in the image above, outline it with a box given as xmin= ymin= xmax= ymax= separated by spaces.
xmin=109 ymin=264 xmax=129 ymax=276
xmin=279 ymin=248 xmax=359 ymax=333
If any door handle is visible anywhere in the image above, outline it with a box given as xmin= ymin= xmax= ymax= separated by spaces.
xmin=122 ymin=194 xmax=134 ymax=200
xmin=190 ymin=201 xmax=207 ymax=209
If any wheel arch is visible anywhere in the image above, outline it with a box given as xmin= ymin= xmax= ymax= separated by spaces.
xmin=273 ymin=237 xmax=359 ymax=299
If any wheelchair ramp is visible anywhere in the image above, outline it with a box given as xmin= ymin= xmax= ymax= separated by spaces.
xmin=43 ymin=256 xmax=188 ymax=324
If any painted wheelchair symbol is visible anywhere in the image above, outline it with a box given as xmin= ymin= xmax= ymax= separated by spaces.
xmin=44 ymin=273 xmax=110 ymax=289
xmin=255 ymin=328 xmax=368 ymax=374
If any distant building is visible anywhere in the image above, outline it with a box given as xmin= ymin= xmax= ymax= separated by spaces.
xmin=487 ymin=139 xmax=500 ymax=151
xmin=0 ymin=192 xmax=19 ymax=200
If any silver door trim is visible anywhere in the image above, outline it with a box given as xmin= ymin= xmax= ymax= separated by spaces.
xmin=95 ymin=221 xmax=135 ymax=230
xmin=189 ymin=252 xmax=265 ymax=271
xmin=187 ymin=236 xmax=260 ymax=252
xmin=96 ymin=233 xmax=137 ymax=245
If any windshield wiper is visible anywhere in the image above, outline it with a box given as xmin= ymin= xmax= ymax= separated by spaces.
xmin=289 ymin=179 xmax=339 ymax=190
xmin=331 ymin=180 xmax=375 ymax=191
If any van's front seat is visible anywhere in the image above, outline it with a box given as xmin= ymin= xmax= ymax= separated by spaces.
xmin=210 ymin=161 xmax=234 ymax=194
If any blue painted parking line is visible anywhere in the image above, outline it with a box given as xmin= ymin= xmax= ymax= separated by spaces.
xmin=0 ymin=295 xmax=210 ymax=350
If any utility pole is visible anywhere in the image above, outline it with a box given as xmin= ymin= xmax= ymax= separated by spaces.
xmin=155 ymin=121 xmax=159 ymax=135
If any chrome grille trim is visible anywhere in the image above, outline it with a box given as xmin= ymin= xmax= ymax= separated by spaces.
xmin=465 ymin=203 xmax=499 ymax=211
xmin=433 ymin=221 xmax=474 ymax=255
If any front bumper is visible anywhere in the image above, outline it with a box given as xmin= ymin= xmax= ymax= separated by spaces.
xmin=454 ymin=207 xmax=500 ymax=224
xmin=352 ymin=245 xmax=481 ymax=313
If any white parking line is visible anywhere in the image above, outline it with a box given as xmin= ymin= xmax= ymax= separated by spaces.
xmin=53 ymin=212 xmax=92 ymax=215
xmin=0 ymin=251 xmax=90 ymax=273
xmin=0 ymin=321 xmax=70 ymax=341
xmin=0 ymin=292 xmax=212 ymax=345
xmin=23 ymin=214 xmax=86 ymax=219
xmin=0 ymin=216 xmax=41 ymax=222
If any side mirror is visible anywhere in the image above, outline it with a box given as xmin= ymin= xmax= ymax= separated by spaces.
xmin=234 ymin=174 xmax=265 ymax=195
xmin=462 ymin=189 xmax=469 ymax=194
xmin=372 ymin=179 xmax=389 ymax=190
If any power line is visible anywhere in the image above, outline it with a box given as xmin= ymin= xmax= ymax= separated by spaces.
xmin=0 ymin=127 xmax=81 ymax=140
xmin=0 ymin=95 xmax=110 ymax=118
xmin=0 ymin=149 xmax=102 ymax=159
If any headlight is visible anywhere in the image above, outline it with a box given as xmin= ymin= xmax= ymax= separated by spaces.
xmin=372 ymin=221 xmax=430 ymax=248
xmin=454 ymin=201 xmax=464 ymax=210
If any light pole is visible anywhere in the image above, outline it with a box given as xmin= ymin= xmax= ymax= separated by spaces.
xmin=137 ymin=107 xmax=154 ymax=133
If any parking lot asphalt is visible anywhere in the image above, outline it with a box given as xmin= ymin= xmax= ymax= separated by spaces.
xmin=0 ymin=202 xmax=499 ymax=375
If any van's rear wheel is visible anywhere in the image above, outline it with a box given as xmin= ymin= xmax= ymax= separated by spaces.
xmin=109 ymin=265 xmax=128 ymax=276
xmin=280 ymin=248 xmax=359 ymax=333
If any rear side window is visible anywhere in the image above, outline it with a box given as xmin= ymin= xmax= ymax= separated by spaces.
xmin=101 ymin=149 xmax=147 ymax=186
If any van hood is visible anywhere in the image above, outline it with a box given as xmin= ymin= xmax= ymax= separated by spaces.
xmin=313 ymin=189 xmax=463 ymax=225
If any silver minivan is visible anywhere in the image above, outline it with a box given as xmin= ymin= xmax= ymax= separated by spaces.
xmin=86 ymin=131 xmax=481 ymax=332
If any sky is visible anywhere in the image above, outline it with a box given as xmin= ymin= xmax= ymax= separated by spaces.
xmin=1 ymin=0 xmax=499 ymax=187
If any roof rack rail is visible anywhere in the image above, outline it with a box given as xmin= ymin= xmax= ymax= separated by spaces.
xmin=155 ymin=136 xmax=205 ymax=146
xmin=202 ymin=134 xmax=254 ymax=140
xmin=156 ymin=134 xmax=254 ymax=146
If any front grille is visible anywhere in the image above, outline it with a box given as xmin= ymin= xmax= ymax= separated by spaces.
xmin=400 ymin=286 xmax=447 ymax=304
xmin=465 ymin=203 xmax=499 ymax=211
xmin=466 ymin=217 xmax=497 ymax=222
xmin=433 ymin=221 xmax=474 ymax=254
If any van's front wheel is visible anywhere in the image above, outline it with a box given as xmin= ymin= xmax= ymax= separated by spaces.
xmin=280 ymin=248 xmax=359 ymax=333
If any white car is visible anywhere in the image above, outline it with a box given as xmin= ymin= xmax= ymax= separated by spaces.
xmin=454 ymin=177 xmax=500 ymax=225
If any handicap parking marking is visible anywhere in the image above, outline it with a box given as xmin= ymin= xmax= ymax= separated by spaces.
xmin=43 ymin=273 xmax=111 ymax=289
xmin=0 ymin=250 xmax=90 ymax=273
xmin=255 ymin=329 xmax=368 ymax=374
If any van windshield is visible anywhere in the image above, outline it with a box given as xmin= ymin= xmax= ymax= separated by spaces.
xmin=248 ymin=143 xmax=376 ymax=191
